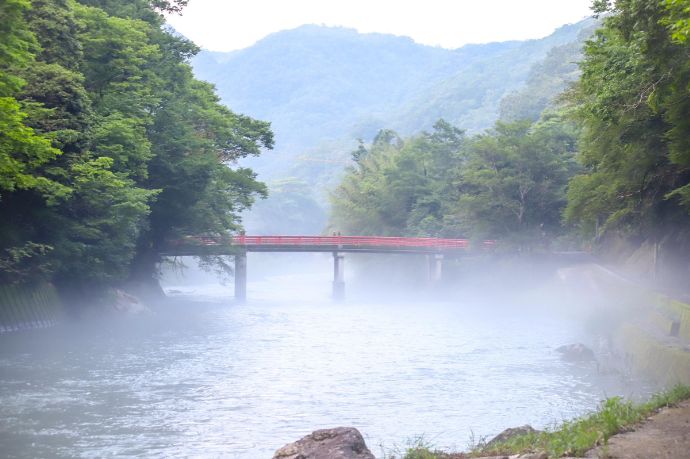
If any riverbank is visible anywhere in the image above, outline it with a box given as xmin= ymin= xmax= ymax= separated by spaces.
xmin=0 ymin=283 xmax=63 ymax=332
xmin=0 ymin=281 xmax=156 ymax=333
xmin=393 ymin=384 xmax=690 ymax=458
xmin=386 ymin=261 xmax=690 ymax=458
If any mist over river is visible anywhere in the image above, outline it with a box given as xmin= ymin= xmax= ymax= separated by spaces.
xmin=0 ymin=255 xmax=656 ymax=458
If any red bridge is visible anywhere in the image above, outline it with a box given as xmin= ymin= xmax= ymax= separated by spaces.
xmin=163 ymin=235 xmax=495 ymax=255
xmin=161 ymin=235 xmax=496 ymax=302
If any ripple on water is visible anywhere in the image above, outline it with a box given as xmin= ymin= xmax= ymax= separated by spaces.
xmin=0 ymin=291 xmax=657 ymax=458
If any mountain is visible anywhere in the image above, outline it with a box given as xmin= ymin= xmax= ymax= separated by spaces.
xmin=191 ymin=20 xmax=598 ymax=233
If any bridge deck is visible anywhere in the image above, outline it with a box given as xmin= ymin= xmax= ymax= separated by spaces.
xmin=161 ymin=235 xmax=495 ymax=256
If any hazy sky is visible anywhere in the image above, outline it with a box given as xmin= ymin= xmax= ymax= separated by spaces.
xmin=166 ymin=0 xmax=594 ymax=52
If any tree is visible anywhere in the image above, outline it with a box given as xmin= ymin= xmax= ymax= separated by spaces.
xmin=663 ymin=0 xmax=690 ymax=43
xmin=0 ymin=0 xmax=36 ymax=96
xmin=454 ymin=116 xmax=579 ymax=245
xmin=1 ymin=0 xmax=273 ymax=291
xmin=0 ymin=0 xmax=73 ymax=283
xmin=565 ymin=0 xmax=690 ymax=240
xmin=330 ymin=121 xmax=464 ymax=236
xmin=0 ymin=0 xmax=66 ymax=201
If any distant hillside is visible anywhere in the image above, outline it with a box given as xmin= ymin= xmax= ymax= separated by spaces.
xmin=388 ymin=21 xmax=597 ymax=133
xmin=498 ymin=33 xmax=594 ymax=122
xmin=193 ymin=20 xmax=595 ymax=181
xmin=191 ymin=20 xmax=598 ymax=233
xmin=194 ymin=25 xmax=462 ymax=153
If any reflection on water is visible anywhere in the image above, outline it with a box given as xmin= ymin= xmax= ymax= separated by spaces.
xmin=0 ymin=269 xmax=655 ymax=458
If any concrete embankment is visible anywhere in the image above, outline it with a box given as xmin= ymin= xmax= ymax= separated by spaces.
xmin=0 ymin=283 xmax=64 ymax=333
xmin=558 ymin=263 xmax=690 ymax=386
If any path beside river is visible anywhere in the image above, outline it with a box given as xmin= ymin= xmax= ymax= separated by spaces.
xmin=583 ymin=399 xmax=690 ymax=459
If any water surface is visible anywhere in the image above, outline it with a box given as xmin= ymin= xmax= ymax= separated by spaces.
xmin=0 ymin=266 xmax=653 ymax=457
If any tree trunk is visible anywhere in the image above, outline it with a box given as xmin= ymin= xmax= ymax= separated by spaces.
xmin=127 ymin=247 xmax=166 ymax=302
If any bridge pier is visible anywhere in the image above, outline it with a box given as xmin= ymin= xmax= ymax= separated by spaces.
xmin=235 ymin=251 xmax=247 ymax=303
xmin=333 ymin=252 xmax=345 ymax=301
xmin=427 ymin=253 xmax=443 ymax=285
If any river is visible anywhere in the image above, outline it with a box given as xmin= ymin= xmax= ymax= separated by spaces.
xmin=0 ymin=255 xmax=656 ymax=457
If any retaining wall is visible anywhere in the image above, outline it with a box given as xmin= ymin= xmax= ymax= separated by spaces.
xmin=0 ymin=283 xmax=63 ymax=333
xmin=582 ymin=264 xmax=690 ymax=385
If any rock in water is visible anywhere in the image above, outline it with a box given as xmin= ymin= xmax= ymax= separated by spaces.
xmin=485 ymin=425 xmax=541 ymax=449
xmin=273 ymin=427 xmax=374 ymax=459
xmin=556 ymin=343 xmax=596 ymax=362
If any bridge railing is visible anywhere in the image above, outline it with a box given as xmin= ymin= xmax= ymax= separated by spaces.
xmin=175 ymin=235 xmax=496 ymax=250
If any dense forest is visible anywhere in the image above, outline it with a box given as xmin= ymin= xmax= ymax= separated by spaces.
xmin=0 ymin=0 xmax=273 ymax=295
xmin=330 ymin=116 xmax=579 ymax=248
xmin=330 ymin=0 xmax=690 ymax=285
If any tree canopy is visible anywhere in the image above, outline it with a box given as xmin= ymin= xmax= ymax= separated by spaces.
xmin=331 ymin=0 xmax=690 ymax=256
xmin=0 ymin=0 xmax=273 ymax=288
xmin=565 ymin=0 xmax=690 ymax=241
xmin=330 ymin=116 xmax=579 ymax=247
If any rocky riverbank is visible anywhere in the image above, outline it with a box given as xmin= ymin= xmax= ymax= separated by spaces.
xmin=272 ymin=385 xmax=690 ymax=458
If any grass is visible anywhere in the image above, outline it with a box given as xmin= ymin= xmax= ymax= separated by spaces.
xmin=388 ymin=384 xmax=690 ymax=459
xmin=381 ymin=436 xmax=466 ymax=459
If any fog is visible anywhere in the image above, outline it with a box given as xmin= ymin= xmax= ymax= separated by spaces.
xmin=0 ymin=252 xmax=661 ymax=457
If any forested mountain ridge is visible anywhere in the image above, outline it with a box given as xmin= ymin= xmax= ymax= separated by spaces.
xmin=329 ymin=0 xmax=690 ymax=290
xmin=190 ymin=19 xmax=596 ymax=235
xmin=192 ymin=20 xmax=597 ymax=183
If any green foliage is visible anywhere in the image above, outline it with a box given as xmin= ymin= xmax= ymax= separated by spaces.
xmin=0 ymin=242 xmax=54 ymax=284
xmin=75 ymin=2 xmax=161 ymax=115
xmin=24 ymin=0 xmax=82 ymax=70
xmin=0 ymin=0 xmax=67 ymax=205
xmin=455 ymin=116 xmax=579 ymax=244
xmin=539 ymin=397 xmax=639 ymax=456
xmin=331 ymin=116 xmax=578 ymax=247
xmin=330 ymin=120 xmax=464 ymax=237
xmin=663 ymin=0 xmax=690 ymax=43
xmin=0 ymin=97 xmax=68 ymax=201
xmin=79 ymin=0 xmax=187 ymax=18
xmin=0 ymin=0 xmax=37 ymax=96
xmin=144 ymin=73 xmax=272 ymax=246
xmin=50 ymin=157 xmax=157 ymax=284
xmin=565 ymin=0 xmax=690 ymax=240
xmin=0 ymin=0 xmax=272 ymax=287
xmin=19 ymin=61 xmax=92 ymax=143
xmin=472 ymin=384 xmax=690 ymax=458
xmin=397 ymin=385 xmax=690 ymax=459
xmin=380 ymin=435 xmax=450 ymax=459
xmin=499 ymin=34 xmax=592 ymax=122
xmin=90 ymin=114 xmax=151 ymax=180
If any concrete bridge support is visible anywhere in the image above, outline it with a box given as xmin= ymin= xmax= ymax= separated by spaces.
xmin=427 ymin=253 xmax=444 ymax=285
xmin=234 ymin=251 xmax=247 ymax=303
xmin=333 ymin=252 xmax=345 ymax=301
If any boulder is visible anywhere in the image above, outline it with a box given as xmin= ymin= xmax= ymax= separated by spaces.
xmin=112 ymin=289 xmax=150 ymax=315
xmin=273 ymin=427 xmax=374 ymax=459
xmin=485 ymin=425 xmax=541 ymax=449
xmin=556 ymin=343 xmax=596 ymax=362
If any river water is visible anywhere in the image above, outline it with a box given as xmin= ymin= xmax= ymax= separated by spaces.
xmin=0 ymin=255 xmax=655 ymax=458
